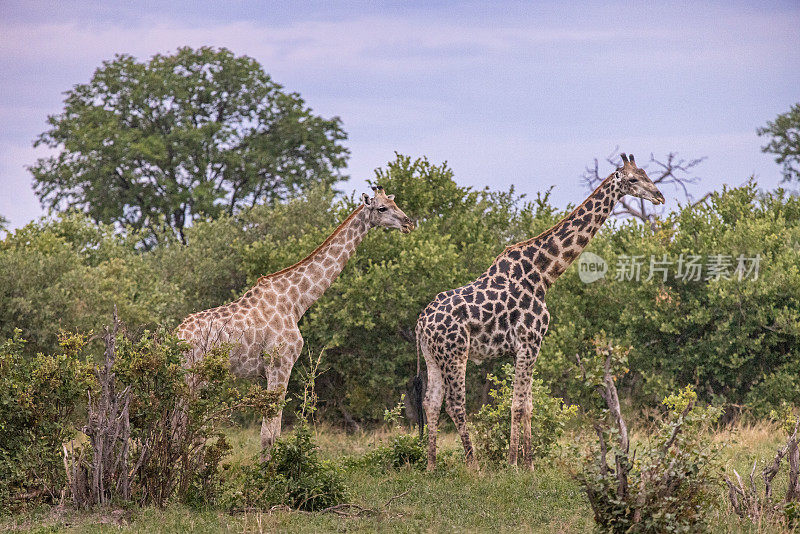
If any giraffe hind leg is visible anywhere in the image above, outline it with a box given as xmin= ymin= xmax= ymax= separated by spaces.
xmin=443 ymin=353 xmax=477 ymax=469
xmin=422 ymin=344 xmax=444 ymax=472
xmin=260 ymin=340 xmax=302 ymax=461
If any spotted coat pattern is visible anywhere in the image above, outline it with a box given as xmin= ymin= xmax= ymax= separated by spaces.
xmin=176 ymin=188 xmax=414 ymax=453
xmin=416 ymin=154 xmax=665 ymax=470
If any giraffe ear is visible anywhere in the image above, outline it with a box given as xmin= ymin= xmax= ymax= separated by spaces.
xmin=361 ymin=193 xmax=371 ymax=205
xmin=387 ymin=194 xmax=395 ymax=200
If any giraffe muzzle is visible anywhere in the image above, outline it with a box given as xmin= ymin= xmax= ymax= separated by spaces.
xmin=401 ymin=218 xmax=415 ymax=233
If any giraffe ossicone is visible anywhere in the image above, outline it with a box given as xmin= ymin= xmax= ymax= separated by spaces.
xmin=176 ymin=187 xmax=414 ymax=455
xmin=415 ymin=153 xmax=664 ymax=471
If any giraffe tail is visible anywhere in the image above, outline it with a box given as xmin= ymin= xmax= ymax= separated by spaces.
xmin=413 ymin=319 xmax=425 ymax=441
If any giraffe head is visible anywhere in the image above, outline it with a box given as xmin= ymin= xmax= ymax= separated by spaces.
xmin=361 ymin=186 xmax=415 ymax=233
xmin=615 ymin=153 xmax=665 ymax=205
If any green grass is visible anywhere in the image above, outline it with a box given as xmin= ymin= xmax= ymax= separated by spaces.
xmin=2 ymin=422 xmax=797 ymax=533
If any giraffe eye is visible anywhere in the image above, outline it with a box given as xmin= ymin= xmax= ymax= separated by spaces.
xmin=378 ymin=206 xmax=388 ymax=212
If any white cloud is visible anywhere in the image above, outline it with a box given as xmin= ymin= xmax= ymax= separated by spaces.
xmin=0 ymin=4 xmax=797 ymax=230
xmin=4 ymin=10 xmax=793 ymax=77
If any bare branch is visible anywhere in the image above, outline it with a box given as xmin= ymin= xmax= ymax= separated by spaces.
xmin=594 ymin=422 xmax=609 ymax=478
xmin=724 ymin=417 xmax=800 ymax=522
xmin=582 ymin=150 xmax=708 ymax=225
xmin=786 ymin=419 xmax=800 ymax=502
xmin=661 ymin=401 xmax=694 ymax=455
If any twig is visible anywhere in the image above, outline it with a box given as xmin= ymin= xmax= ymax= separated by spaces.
xmin=582 ymin=151 xmax=706 ymax=225
xmin=383 ymin=489 xmax=410 ymax=508
xmin=661 ymin=401 xmax=694 ymax=455
xmin=317 ymin=503 xmax=378 ymax=517
xmin=242 ymin=489 xmax=412 ymax=519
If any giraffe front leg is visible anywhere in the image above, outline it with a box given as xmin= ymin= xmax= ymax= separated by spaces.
xmin=260 ymin=361 xmax=294 ymax=461
xmin=521 ymin=393 xmax=533 ymax=470
xmin=509 ymin=346 xmax=537 ymax=467
xmin=258 ymin=331 xmax=303 ymax=461
xmin=260 ymin=395 xmax=287 ymax=461
xmin=260 ymin=396 xmax=285 ymax=457
xmin=508 ymin=397 xmax=523 ymax=466
xmin=516 ymin=342 xmax=541 ymax=469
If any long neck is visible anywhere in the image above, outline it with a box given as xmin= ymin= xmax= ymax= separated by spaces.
xmin=261 ymin=206 xmax=371 ymax=320
xmin=500 ymin=174 xmax=623 ymax=289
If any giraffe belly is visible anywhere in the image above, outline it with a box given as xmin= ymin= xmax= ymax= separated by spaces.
xmin=467 ymin=336 xmax=511 ymax=364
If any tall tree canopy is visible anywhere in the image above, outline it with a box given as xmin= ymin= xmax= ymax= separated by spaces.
xmin=758 ymin=102 xmax=800 ymax=184
xmin=30 ymin=46 xmax=349 ymax=244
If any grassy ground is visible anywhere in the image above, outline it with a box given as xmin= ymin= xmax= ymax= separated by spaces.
xmin=2 ymin=422 xmax=797 ymax=533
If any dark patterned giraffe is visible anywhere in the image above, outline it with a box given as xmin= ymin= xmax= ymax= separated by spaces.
xmin=416 ymin=154 xmax=665 ymax=470
xmin=177 ymin=187 xmax=414 ymax=453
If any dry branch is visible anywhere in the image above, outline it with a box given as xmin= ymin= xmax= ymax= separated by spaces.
xmin=65 ymin=307 xmax=133 ymax=508
xmin=725 ymin=417 xmax=800 ymax=521
xmin=582 ymin=150 xmax=707 ymax=227
xmin=242 ymin=489 xmax=411 ymax=519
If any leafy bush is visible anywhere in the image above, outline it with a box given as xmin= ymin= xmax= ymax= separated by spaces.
xmin=542 ymin=183 xmax=800 ymax=415
xmin=745 ymin=360 xmax=800 ymax=418
xmin=65 ymin=318 xmax=281 ymax=508
xmin=0 ymin=330 xmax=94 ymax=508
xmin=351 ymin=396 xmax=426 ymax=471
xmin=0 ymin=213 xmax=179 ymax=356
xmin=374 ymin=433 xmax=427 ymax=469
xmin=576 ymin=337 xmax=723 ymax=533
xmin=228 ymin=423 xmax=347 ymax=511
xmin=354 ymin=430 xmax=427 ymax=471
xmin=470 ymin=363 xmax=576 ymax=468
xmin=221 ymin=349 xmax=347 ymax=512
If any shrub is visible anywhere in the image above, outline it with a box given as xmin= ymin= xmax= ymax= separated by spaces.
xmin=230 ymin=423 xmax=347 ymax=511
xmin=0 ymin=213 xmax=179 ymax=356
xmin=724 ymin=405 xmax=800 ymax=526
xmin=470 ymin=363 xmax=576 ymax=468
xmin=64 ymin=315 xmax=281 ymax=508
xmin=350 ymin=396 xmax=426 ymax=471
xmin=575 ymin=336 xmax=723 ymax=533
xmin=355 ymin=431 xmax=427 ymax=471
xmin=0 ymin=330 xmax=93 ymax=508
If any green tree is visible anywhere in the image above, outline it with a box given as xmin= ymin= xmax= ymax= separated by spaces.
xmin=758 ymin=103 xmax=800 ymax=183
xmin=30 ymin=46 xmax=349 ymax=245
xmin=0 ymin=213 xmax=178 ymax=355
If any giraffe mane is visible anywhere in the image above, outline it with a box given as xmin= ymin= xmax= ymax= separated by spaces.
xmin=257 ymin=205 xmax=366 ymax=283
xmin=500 ymin=171 xmax=616 ymax=256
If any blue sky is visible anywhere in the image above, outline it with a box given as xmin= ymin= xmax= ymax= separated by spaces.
xmin=1 ymin=1 xmax=798 ymax=230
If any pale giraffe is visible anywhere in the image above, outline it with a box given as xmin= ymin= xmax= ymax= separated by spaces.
xmin=177 ymin=187 xmax=414 ymax=452
xmin=415 ymin=154 xmax=665 ymax=470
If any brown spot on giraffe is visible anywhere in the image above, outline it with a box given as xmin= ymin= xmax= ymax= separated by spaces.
xmin=416 ymin=153 xmax=664 ymax=470
xmin=176 ymin=187 xmax=415 ymax=455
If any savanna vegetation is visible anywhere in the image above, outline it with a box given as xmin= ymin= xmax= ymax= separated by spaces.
xmin=2 ymin=47 xmax=800 ymax=532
